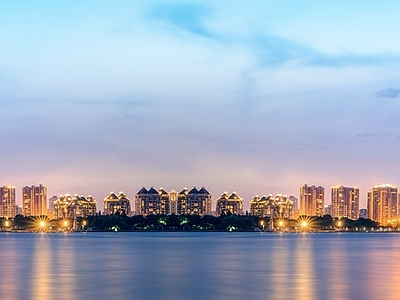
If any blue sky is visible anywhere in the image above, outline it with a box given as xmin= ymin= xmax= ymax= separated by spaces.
xmin=1 ymin=0 xmax=400 ymax=209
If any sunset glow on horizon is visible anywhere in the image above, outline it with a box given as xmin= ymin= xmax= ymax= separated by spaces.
xmin=1 ymin=1 xmax=400 ymax=210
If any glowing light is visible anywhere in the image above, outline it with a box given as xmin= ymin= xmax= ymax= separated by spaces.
xmin=297 ymin=216 xmax=315 ymax=233
xmin=63 ymin=220 xmax=68 ymax=227
xmin=337 ymin=221 xmax=342 ymax=227
xmin=279 ymin=220 xmax=284 ymax=227
xmin=32 ymin=216 xmax=50 ymax=233
xmin=5 ymin=220 xmax=9 ymax=227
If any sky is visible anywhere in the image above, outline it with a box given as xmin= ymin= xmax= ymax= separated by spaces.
xmin=1 ymin=0 xmax=400 ymax=210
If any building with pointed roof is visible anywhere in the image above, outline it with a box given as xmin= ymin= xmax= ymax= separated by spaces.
xmin=186 ymin=186 xmax=212 ymax=215
xmin=54 ymin=194 xmax=97 ymax=219
xmin=135 ymin=186 xmax=165 ymax=215
xmin=216 ymin=191 xmax=243 ymax=215
xmin=103 ymin=191 xmax=131 ymax=215
xmin=135 ymin=186 xmax=212 ymax=216
xmin=250 ymin=194 xmax=294 ymax=219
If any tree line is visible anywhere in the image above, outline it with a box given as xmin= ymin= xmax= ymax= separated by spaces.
xmin=1 ymin=213 xmax=382 ymax=232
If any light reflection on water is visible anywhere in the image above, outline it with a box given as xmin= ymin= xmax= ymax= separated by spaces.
xmin=0 ymin=232 xmax=400 ymax=300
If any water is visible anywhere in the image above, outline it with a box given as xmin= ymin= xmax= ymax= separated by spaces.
xmin=0 ymin=232 xmax=399 ymax=300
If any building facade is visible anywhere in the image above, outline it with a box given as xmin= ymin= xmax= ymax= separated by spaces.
xmin=22 ymin=184 xmax=47 ymax=216
xmin=135 ymin=186 xmax=212 ymax=216
xmin=54 ymin=194 xmax=97 ymax=219
xmin=0 ymin=186 xmax=16 ymax=218
xmin=289 ymin=195 xmax=299 ymax=211
xmin=250 ymin=194 xmax=294 ymax=219
xmin=331 ymin=186 xmax=359 ymax=219
xmin=300 ymin=185 xmax=325 ymax=216
xmin=47 ymin=195 xmax=58 ymax=219
xmin=103 ymin=191 xmax=131 ymax=215
xmin=216 ymin=191 xmax=243 ymax=215
xmin=367 ymin=184 xmax=398 ymax=225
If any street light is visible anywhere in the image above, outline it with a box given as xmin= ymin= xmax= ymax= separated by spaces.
xmin=82 ymin=220 xmax=87 ymax=231
xmin=337 ymin=220 xmax=342 ymax=230
xmin=62 ymin=220 xmax=69 ymax=231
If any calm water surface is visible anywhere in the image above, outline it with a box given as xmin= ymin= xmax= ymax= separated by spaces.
xmin=0 ymin=232 xmax=399 ymax=300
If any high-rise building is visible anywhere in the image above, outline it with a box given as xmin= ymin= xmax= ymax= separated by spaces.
xmin=324 ymin=205 xmax=332 ymax=216
xmin=0 ymin=186 xmax=16 ymax=218
xmin=15 ymin=205 xmax=22 ymax=216
xmin=216 ymin=191 xmax=243 ymax=215
xmin=367 ymin=184 xmax=398 ymax=225
xmin=289 ymin=196 xmax=299 ymax=210
xmin=300 ymin=184 xmax=324 ymax=216
xmin=331 ymin=186 xmax=359 ymax=219
xmin=22 ymin=184 xmax=47 ymax=216
xmin=47 ymin=195 xmax=57 ymax=218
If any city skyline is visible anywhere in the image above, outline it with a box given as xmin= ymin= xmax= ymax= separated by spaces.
xmin=4 ymin=181 xmax=400 ymax=213
xmin=2 ymin=1 xmax=400 ymax=210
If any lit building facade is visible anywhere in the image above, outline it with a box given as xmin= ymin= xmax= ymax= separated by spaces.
xmin=250 ymin=194 xmax=294 ymax=219
xmin=135 ymin=187 xmax=166 ymax=215
xmin=22 ymin=184 xmax=47 ymax=216
xmin=289 ymin=196 xmax=299 ymax=210
xmin=216 ymin=191 xmax=243 ymax=215
xmin=169 ymin=190 xmax=178 ymax=214
xmin=135 ymin=186 xmax=212 ymax=216
xmin=186 ymin=187 xmax=212 ymax=215
xmin=367 ymin=184 xmax=398 ymax=225
xmin=103 ymin=191 xmax=131 ymax=215
xmin=54 ymin=194 xmax=97 ymax=219
xmin=300 ymin=185 xmax=324 ymax=216
xmin=0 ymin=186 xmax=16 ymax=218
xmin=331 ymin=186 xmax=359 ymax=219
xmin=324 ymin=205 xmax=332 ymax=216
xmin=48 ymin=195 xmax=57 ymax=219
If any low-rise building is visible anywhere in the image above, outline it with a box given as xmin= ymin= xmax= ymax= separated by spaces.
xmin=216 ymin=191 xmax=243 ymax=215
xmin=54 ymin=194 xmax=97 ymax=219
xmin=103 ymin=191 xmax=131 ymax=215
xmin=135 ymin=186 xmax=212 ymax=216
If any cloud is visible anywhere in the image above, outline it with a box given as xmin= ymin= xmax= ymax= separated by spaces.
xmin=376 ymin=87 xmax=400 ymax=98
xmin=250 ymin=35 xmax=400 ymax=68
xmin=148 ymin=3 xmax=400 ymax=70
xmin=356 ymin=133 xmax=392 ymax=138
xmin=148 ymin=3 xmax=213 ymax=38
